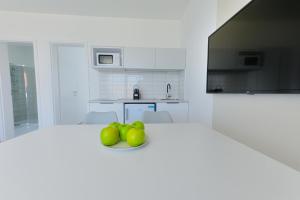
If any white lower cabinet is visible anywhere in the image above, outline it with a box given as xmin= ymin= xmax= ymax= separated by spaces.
xmin=89 ymin=103 xmax=124 ymax=123
xmin=156 ymin=102 xmax=189 ymax=123
xmin=89 ymin=102 xmax=189 ymax=124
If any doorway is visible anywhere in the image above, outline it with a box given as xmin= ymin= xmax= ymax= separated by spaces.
xmin=0 ymin=42 xmax=39 ymax=141
xmin=51 ymin=44 xmax=88 ymax=125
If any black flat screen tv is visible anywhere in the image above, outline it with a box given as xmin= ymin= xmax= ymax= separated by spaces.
xmin=207 ymin=0 xmax=300 ymax=94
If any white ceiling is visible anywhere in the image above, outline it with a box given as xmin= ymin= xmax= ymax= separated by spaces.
xmin=0 ymin=0 xmax=190 ymax=20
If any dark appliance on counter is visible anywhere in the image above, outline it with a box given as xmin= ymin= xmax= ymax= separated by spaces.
xmin=207 ymin=0 xmax=300 ymax=94
xmin=133 ymin=88 xmax=140 ymax=100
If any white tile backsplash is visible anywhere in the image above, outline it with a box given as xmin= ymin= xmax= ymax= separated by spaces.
xmin=90 ymin=69 xmax=184 ymax=100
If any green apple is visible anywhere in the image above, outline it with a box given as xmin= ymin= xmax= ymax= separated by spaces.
xmin=108 ymin=122 xmax=120 ymax=129
xmin=132 ymin=121 xmax=145 ymax=130
xmin=119 ymin=125 xmax=133 ymax=141
xmin=117 ymin=123 xmax=126 ymax=131
xmin=127 ymin=128 xmax=145 ymax=147
xmin=100 ymin=126 xmax=120 ymax=146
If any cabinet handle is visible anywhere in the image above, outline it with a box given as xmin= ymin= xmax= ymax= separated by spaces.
xmin=167 ymin=102 xmax=179 ymax=104
xmin=100 ymin=102 xmax=114 ymax=104
xmin=72 ymin=91 xmax=78 ymax=96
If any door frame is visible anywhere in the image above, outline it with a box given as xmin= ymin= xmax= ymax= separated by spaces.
xmin=50 ymin=42 xmax=89 ymax=125
xmin=0 ymin=59 xmax=6 ymax=142
xmin=0 ymin=42 xmax=15 ymax=140
xmin=0 ymin=40 xmax=40 ymax=141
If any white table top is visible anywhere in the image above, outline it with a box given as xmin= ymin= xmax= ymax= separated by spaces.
xmin=0 ymin=124 xmax=299 ymax=200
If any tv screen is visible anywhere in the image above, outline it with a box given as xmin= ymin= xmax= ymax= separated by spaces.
xmin=207 ymin=0 xmax=300 ymax=94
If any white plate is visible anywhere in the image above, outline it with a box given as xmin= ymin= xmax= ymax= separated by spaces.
xmin=103 ymin=136 xmax=149 ymax=151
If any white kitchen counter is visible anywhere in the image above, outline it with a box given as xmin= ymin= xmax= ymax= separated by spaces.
xmin=0 ymin=124 xmax=299 ymax=200
xmin=89 ymin=98 xmax=188 ymax=103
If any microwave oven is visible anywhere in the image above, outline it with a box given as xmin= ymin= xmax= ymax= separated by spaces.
xmin=96 ymin=52 xmax=121 ymax=67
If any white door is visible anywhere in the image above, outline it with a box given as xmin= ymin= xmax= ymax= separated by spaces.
xmin=56 ymin=45 xmax=88 ymax=124
xmin=125 ymin=104 xmax=155 ymax=124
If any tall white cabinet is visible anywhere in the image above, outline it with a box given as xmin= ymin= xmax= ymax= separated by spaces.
xmin=52 ymin=44 xmax=89 ymax=125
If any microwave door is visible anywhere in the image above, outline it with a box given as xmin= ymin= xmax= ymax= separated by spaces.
xmin=98 ymin=55 xmax=113 ymax=65
xmin=96 ymin=52 xmax=121 ymax=67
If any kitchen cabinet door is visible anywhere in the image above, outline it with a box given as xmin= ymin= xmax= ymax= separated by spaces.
xmin=89 ymin=103 xmax=124 ymax=123
xmin=56 ymin=45 xmax=88 ymax=125
xmin=156 ymin=102 xmax=189 ymax=123
xmin=123 ymin=47 xmax=155 ymax=69
xmin=156 ymin=48 xmax=186 ymax=70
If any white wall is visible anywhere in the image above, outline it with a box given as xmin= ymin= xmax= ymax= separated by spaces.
xmin=0 ymin=11 xmax=181 ymax=47
xmin=0 ymin=73 xmax=4 ymax=142
xmin=0 ymin=11 xmax=182 ymax=137
xmin=213 ymin=0 xmax=300 ymax=171
xmin=0 ymin=44 xmax=15 ymax=140
xmin=217 ymin=0 xmax=250 ymax=24
xmin=0 ymin=80 xmax=4 ymax=142
xmin=181 ymin=0 xmax=217 ymax=126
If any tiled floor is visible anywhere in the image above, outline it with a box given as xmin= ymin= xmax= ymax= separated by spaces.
xmin=15 ymin=123 xmax=38 ymax=137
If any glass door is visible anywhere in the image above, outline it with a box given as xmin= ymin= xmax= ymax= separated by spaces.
xmin=0 ymin=42 xmax=39 ymax=141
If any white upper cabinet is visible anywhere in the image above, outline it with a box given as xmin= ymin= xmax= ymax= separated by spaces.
xmin=93 ymin=46 xmax=186 ymax=70
xmin=123 ymin=47 xmax=155 ymax=69
xmin=156 ymin=48 xmax=186 ymax=70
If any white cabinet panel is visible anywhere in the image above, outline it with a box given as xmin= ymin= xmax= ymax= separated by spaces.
xmin=123 ymin=47 xmax=155 ymax=69
xmin=157 ymin=102 xmax=189 ymax=123
xmin=57 ymin=46 xmax=88 ymax=125
xmin=89 ymin=103 xmax=123 ymax=123
xmin=156 ymin=48 xmax=186 ymax=70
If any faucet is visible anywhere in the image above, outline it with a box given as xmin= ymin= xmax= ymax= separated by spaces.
xmin=166 ymin=83 xmax=172 ymax=99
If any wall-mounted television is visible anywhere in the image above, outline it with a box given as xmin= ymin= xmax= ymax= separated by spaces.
xmin=207 ymin=0 xmax=300 ymax=94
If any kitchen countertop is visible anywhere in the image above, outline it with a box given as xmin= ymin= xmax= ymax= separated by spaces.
xmin=0 ymin=124 xmax=299 ymax=200
xmin=89 ymin=98 xmax=188 ymax=103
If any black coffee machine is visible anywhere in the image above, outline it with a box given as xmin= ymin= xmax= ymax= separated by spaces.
xmin=133 ymin=88 xmax=140 ymax=100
